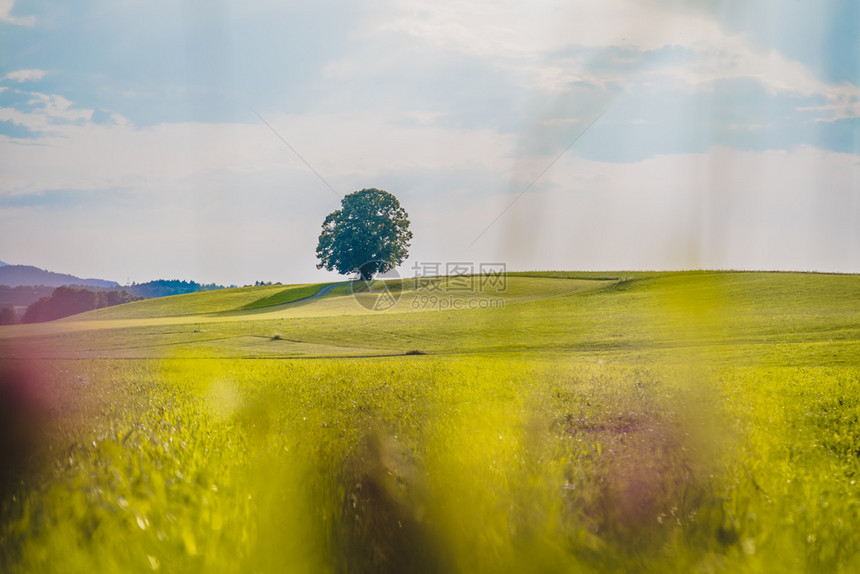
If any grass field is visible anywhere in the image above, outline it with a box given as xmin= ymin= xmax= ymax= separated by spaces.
xmin=1 ymin=271 xmax=859 ymax=572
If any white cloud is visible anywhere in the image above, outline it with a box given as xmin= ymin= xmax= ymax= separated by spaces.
xmin=455 ymin=146 xmax=860 ymax=273
xmin=0 ymin=98 xmax=525 ymax=284
xmin=380 ymin=0 xmax=722 ymax=58
xmin=28 ymin=93 xmax=93 ymax=122
xmin=327 ymin=0 xmax=720 ymax=95
xmin=540 ymin=117 xmax=583 ymax=127
xmin=0 ymin=0 xmax=34 ymax=26
xmin=798 ymin=95 xmax=860 ymax=122
xmin=656 ymin=42 xmax=860 ymax=119
xmin=0 ymin=91 xmax=98 ymax=134
xmin=0 ymin=107 xmax=517 ymax=196
xmin=2 ymin=90 xmax=858 ymax=281
xmin=2 ymin=69 xmax=48 ymax=82
xmin=373 ymin=0 xmax=860 ymax=120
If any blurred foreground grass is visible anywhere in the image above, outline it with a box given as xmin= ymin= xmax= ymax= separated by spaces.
xmin=2 ymin=272 xmax=859 ymax=572
xmin=2 ymin=357 xmax=859 ymax=573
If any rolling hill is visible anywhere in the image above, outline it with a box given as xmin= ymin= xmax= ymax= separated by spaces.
xmin=0 ymin=271 xmax=857 ymax=366
xmin=2 ymin=270 xmax=860 ymax=572
xmin=0 ymin=264 xmax=119 ymax=288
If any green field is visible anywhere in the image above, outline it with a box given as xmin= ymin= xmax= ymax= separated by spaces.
xmin=1 ymin=271 xmax=859 ymax=572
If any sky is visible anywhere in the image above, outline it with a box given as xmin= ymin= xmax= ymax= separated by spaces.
xmin=1 ymin=0 xmax=858 ymax=285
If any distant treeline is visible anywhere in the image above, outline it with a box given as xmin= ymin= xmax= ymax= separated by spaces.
xmin=0 ymin=306 xmax=17 ymax=325
xmin=0 ymin=280 xmax=230 ymax=309
xmin=125 ymin=280 xmax=228 ymax=298
xmin=0 ymin=284 xmax=56 ymax=308
xmin=18 ymin=286 xmax=143 ymax=324
xmin=0 ymin=279 xmax=269 ymax=324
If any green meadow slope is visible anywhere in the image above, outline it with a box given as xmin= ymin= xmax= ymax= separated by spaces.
xmin=0 ymin=271 xmax=857 ymax=366
xmin=71 ymin=283 xmax=324 ymax=319
xmin=2 ymin=271 xmax=860 ymax=573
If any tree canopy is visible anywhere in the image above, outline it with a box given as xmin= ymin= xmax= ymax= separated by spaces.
xmin=126 ymin=279 xmax=225 ymax=299
xmin=22 ymin=286 xmax=142 ymax=323
xmin=316 ymin=188 xmax=412 ymax=280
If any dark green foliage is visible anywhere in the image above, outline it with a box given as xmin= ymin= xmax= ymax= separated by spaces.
xmin=126 ymin=279 xmax=225 ymax=298
xmin=0 ymin=285 xmax=55 ymax=309
xmin=22 ymin=287 xmax=143 ymax=323
xmin=0 ymin=306 xmax=17 ymax=325
xmin=316 ymin=188 xmax=412 ymax=280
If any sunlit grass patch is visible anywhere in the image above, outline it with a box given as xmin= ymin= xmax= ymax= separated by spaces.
xmin=4 ymin=357 xmax=857 ymax=572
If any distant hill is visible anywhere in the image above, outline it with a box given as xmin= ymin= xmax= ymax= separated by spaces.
xmin=0 ymin=265 xmax=119 ymax=288
xmin=0 ymin=260 xmax=7 ymax=266
xmin=22 ymin=286 xmax=142 ymax=323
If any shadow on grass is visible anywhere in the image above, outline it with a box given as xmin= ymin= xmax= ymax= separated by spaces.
xmin=330 ymin=430 xmax=451 ymax=574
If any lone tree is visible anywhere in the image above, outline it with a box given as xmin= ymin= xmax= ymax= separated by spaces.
xmin=316 ymin=188 xmax=412 ymax=281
